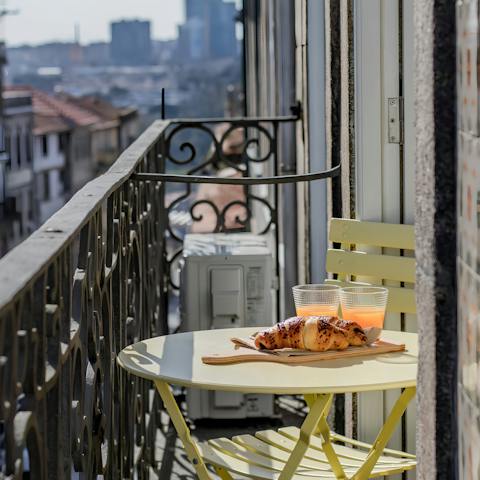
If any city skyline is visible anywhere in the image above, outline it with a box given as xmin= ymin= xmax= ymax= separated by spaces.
xmin=3 ymin=0 xmax=184 ymax=46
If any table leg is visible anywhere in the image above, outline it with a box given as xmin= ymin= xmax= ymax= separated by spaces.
xmin=304 ymin=394 xmax=346 ymax=478
xmin=278 ymin=393 xmax=334 ymax=480
xmin=154 ymin=380 xmax=213 ymax=480
xmin=351 ymin=386 xmax=417 ymax=480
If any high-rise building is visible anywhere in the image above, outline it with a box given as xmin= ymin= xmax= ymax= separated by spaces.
xmin=110 ymin=20 xmax=152 ymax=66
xmin=185 ymin=0 xmax=204 ymax=20
xmin=177 ymin=0 xmax=238 ymax=62
xmin=210 ymin=0 xmax=237 ymax=59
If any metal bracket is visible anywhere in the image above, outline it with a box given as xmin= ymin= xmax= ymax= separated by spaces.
xmin=387 ymin=97 xmax=404 ymax=144
xmin=290 ymin=100 xmax=302 ymax=119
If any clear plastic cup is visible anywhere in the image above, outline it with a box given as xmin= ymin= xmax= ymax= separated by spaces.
xmin=340 ymin=287 xmax=388 ymax=328
xmin=292 ymin=284 xmax=340 ymax=317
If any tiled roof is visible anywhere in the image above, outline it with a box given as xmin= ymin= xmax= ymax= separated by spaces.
xmin=33 ymin=114 xmax=70 ymax=135
xmin=5 ymin=86 xmax=101 ymax=133
xmin=4 ymin=86 xmax=137 ymax=135
xmin=63 ymin=94 xmax=135 ymax=121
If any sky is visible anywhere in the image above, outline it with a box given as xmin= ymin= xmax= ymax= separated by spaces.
xmin=3 ymin=0 xmax=185 ymax=46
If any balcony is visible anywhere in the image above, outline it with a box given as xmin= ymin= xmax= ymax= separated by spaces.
xmin=0 ymin=0 xmax=469 ymax=475
xmin=0 ymin=115 xmax=342 ymax=478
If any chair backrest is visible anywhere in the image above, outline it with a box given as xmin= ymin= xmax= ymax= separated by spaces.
xmin=325 ymin=218 xmax=416 ymax=315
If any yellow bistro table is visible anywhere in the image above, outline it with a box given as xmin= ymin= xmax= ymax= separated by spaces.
xmin=117 ymin=327 xmax=418 ymax=480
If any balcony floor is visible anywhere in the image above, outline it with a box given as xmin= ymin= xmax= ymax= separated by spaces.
xmin=154 ymin=394 xmax=306 ymax=479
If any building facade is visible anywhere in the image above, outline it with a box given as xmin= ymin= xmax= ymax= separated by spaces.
xmin=0 ymin=90 xmax=35 ymax=256
xmin=0 ymin=87 xmax=139 ymax=256
xmin=32 ymin=126 xmax=69 ymax=224
xmin=178 ymin=0 xmax=238 ymax=61
xmin=110 ymin=20 xmax=152 ymax=66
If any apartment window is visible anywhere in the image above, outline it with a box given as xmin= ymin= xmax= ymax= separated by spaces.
xmin=58 ymin=133 xmax=66 ymax=153
xmin=59 ymin=168 xmax=67 ymax=193
xmin=43 ymin=171 xmax=50 ymax=201
xmin=16 ymin=133 xmax=22 ymax=166
xmin=41 ymin=135 xmax=48 ymax=156
xmin=4 ymin=128 xmax=11 ymax=170
xmin=28 ymin=190 xmax=35 ymax=221
xmin=25 ymin=133 xmax=32 ymax=164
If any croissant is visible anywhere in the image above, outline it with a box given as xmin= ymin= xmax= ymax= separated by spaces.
xmin=254 ymin=316 xmax=351 ymax=351
xmin=328 ymin=318 xmax=367 ymax=346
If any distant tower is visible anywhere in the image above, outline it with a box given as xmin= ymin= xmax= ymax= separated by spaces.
xmin=71 ymin=22 xmax=83 ymax=64
xmin=178 ymin=0 xmax=238 ymax=61
xmin=74 ymin=22 xmax=80 ymax=45
xmin=110 ymin=20 xmax=152 ymax=66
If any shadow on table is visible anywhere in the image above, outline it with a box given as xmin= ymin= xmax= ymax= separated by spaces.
xmin=122 ymin=331 xmax=195 ymax=383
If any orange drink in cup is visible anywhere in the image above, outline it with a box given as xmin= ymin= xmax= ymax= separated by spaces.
xmin=292 ymin=284 xmax=340 ymax=317
xmin=340 ymin=287 xmax=388 ymax=328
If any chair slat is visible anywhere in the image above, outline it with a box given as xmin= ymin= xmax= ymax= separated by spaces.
xmin=255 ymin=430 xmax=362 ymax=468
xmin=197 ymin=442 xmax=336 ymax=479
xmin=326 ymin=250 xmax=416 ymax=283
xmin=232 ymin=434 xmax=337 ymax=470
xmin=197 ymin=428 xmax=417 ymax=479
xmin=279 ymin=428 xmax=416 ymax=465
xmin=209 ymin=438 xmax=331 ymax=474
xmin=324 ymin=280 xmax=416 ymax=314
xmin=329 ymin=218 xmax=415 ymax=250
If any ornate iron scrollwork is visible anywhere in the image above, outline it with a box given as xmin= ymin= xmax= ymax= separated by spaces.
xmin=159 ymin=118 xmax=287 ymax=289
xmin=0 ymin=114 xmax=341 ymax=479
xmin=0 ymin=123 xmax=167 ymax=479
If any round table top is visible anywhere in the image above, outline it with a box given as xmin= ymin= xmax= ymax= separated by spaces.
xmin=117 ymin=327 xmax=418 ymax=394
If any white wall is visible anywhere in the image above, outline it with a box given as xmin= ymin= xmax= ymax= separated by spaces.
xmin=33 ymin=133 xmax=65 ymax=172
xmin=354 ymin=1 xmax=416 ymax=476
xmin=3 ymin=112 xmax=36 ymax=246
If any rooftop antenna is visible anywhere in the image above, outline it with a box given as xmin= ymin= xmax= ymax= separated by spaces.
xmin=161 ymin=87 xmax=165 ymax=120
xmin=0 ymin=1 xmax=19 ymax=18
xmin=0 ymin=0 xmax=19 ymax=42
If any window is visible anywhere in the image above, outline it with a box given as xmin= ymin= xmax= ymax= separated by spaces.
xmin=0 ymin=125 xmax=4 ymax=151
xmin=43 ymin=171 xmax=50 ymax=201
xmin=16 ymin=132 xmax=22 ymax=166
xmin=58 ymin=133 xmax=66 ymax=153
xmin=28 ymin=190 xmax=35 ymax=221
xmin=25 ymin=133 xmax=32 ymax=164
xmin=59 ymin=168 xmax=67 ymax=193
xmin=4 ymin=127 xmax=11 ymax=170
xmin=41 ymin=135 xmax=48 ymax=156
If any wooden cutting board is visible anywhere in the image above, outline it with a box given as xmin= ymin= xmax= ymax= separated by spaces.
xmin=202 ymin=337 xmax=406 ymax=365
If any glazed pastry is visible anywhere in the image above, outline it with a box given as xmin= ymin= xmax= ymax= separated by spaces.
xmin=254 ymin=316 xmax=350 ymax=351
xmin=327 ymin=318 xmax=367 ymax=346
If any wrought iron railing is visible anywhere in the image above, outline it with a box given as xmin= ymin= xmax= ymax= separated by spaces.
xmin=0 ymin=116 xmax=339 ymax=479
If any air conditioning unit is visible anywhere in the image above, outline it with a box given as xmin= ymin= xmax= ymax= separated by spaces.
xmin=180 ymin=233 xmax=275 ymax=420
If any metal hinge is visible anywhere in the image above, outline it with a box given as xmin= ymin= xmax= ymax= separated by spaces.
xmin=290 ymin=100 xmax=302 ymax=119
xmin=387 ymin=97 xmax=404 ymax=144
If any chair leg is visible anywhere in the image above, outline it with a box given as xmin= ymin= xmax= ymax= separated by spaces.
xmin=214 ymin=466 xmax=235 ymax=479
xmin=351 ymin=386 xmax=416 ymax=480
xmin=155 ymin=380 xmax=213 ymax=480
xmin=304 ymin=394 xmax=346 ymax=479
xmin=278 ymin=393 xmax=336 ymax=480
xmin=317 ymin=417 xmax=347 ymax=479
